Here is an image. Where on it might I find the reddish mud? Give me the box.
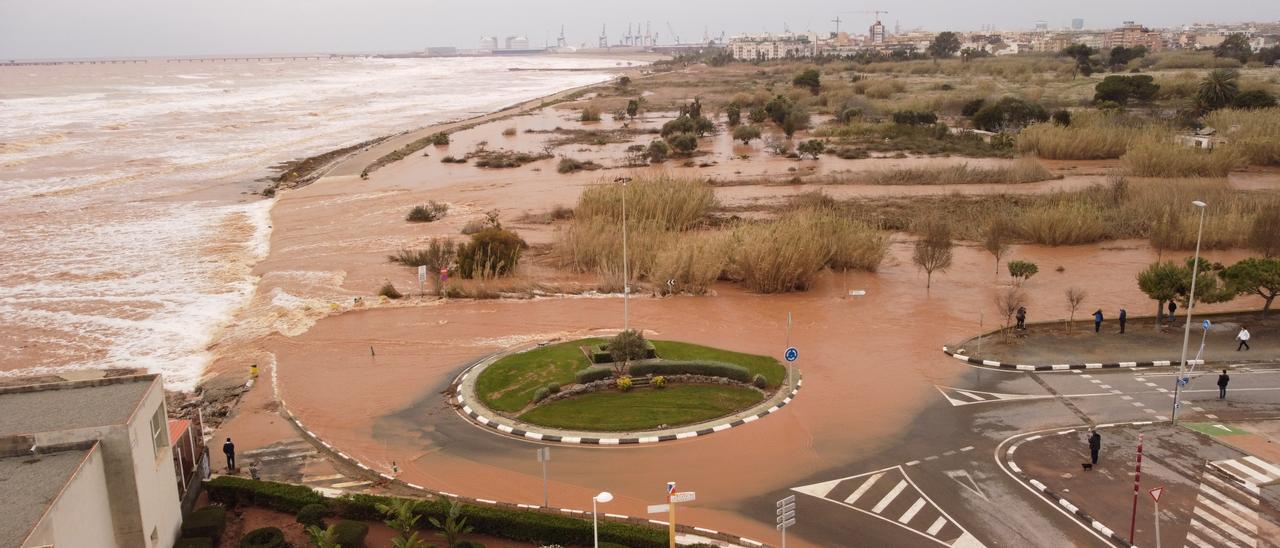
[208,99,1280,545]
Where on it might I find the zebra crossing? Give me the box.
[793,465,983,547]
[240,439,376,495]
[1183,457,1278,548]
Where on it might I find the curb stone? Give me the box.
[451,344,803,445]
[943,346,1203,372]
[997,421,1172,547]
[268,357,771,547]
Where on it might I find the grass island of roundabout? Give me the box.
[473,331,789,433]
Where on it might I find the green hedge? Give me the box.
[181,506,226,542]
[240,527,285,548]
[627,360,750,383]
[575,366,614,384]
[332,520,369,547]
[590,341,657,364]
[204,479,667,548]
[206,476,325,513]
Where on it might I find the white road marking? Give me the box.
[1218,459,1273,484]
[1185,532,1213,548]
[844,472,884,504]
[330,480,372,489]
[1191,514,1251,548]
[927,516,947,535]
[955,390,987,401]
[899,497,926,524]
[1243,456,1280,478]
[872,480,908,513]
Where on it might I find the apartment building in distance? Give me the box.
[1104,21,1166,51]
[0,375,182,548]
[729,32,817,60]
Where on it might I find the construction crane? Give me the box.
[598,24,608,48]
[831,16,843,34]
[665,21,679,45]
[842,9,890,22]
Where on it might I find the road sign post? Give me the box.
[1129,434,1144,543]
[418,265,427,296]
[666,482,676,548]
[776,494,796,548]
[536,447,550,507]
[1149,486,1164,548]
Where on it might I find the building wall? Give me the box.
[126,381,182,548]
[23,445,119,548]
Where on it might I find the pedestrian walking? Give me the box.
[249,460,261,480]
[1093,309,1104,334]
[1118,308,1127,334]
[1218,369,1230,399]
[1168,301,1177,324]
[1088,429,1102,466]
[223,437,236,472]
[1237,326,1251,351]
[1016,306,1027,330]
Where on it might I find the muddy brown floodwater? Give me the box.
[210,97,1278,546]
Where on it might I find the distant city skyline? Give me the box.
[1,0,1278,59]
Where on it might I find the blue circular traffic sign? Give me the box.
[784,347,798,362]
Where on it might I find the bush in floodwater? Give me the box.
[428,132,450,145]
[377,282,404,300]
[456,228,526,279]
[731,208,887,293]
[1121,138,1243,177]
[406,201,449,222]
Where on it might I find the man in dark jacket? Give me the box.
[1093,310,1104,333]
[1118,308,1127,334]
[1088,429,1101,465]
[1168,301,1177,325]
[223,437,236,471]
[1218,370,1230,399]
[1016,306,1027,330]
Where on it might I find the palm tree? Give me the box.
[429,497,474,548]
[1197,69,1240,111]
[377,498,426,548]
[304,524,340,548]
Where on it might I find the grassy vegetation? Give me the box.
[475,338,602,413]
[650,340,785,387]
[556,157,604,173]
[1205,108,1280,166]
[730,206,888,293]
[852,158,1056,185]
[812,122,1013,157]
[1121,138,1243,177]
[517,385,763,431]
[823,178,1276,248]
[575,175,717,231]
[1016,111,1160,160]
[471,149,553,169]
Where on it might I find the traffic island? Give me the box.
[454,335,801,445]
[999,421,1280,547]
[946,311,1278,372]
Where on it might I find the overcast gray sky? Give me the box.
[1,0,1277,59]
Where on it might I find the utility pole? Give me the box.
[536,447,550,507]
[1172,200,1207,424]
[617,177,631,332]
[831,16,842,34]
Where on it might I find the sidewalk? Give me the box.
[1005,421,1280,547]
[959,313,1280,368]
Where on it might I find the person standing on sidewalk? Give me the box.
[1237,326,1251,351]
[1016,306,1027,330]
[1093,309,1104,334]
[1088,429,1102,466]
[1118,308,1127,334]
[1218,370,1230,399]
[1168,301,1177,325]
[223,437,236,472]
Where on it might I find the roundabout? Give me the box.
[453,334,802,444]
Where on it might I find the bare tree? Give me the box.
[995,286,1027,342]
[982,218,1011,277]
[913,218,954,291]
[1065,287,1087,333]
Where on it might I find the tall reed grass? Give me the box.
[855,158,1055,185]
[1206,108,1280,166]
[1016,111,1160,160]
[1121,138,1244,177]
[574,175,717,231]
[729,207,887,293]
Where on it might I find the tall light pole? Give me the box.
[1172,200,1207,424]
[616,177,632,332]
[593,491,613,548]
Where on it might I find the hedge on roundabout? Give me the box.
[473,334,787,431]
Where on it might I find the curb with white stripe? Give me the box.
[944,346,1203,372]
[455,377,803,446]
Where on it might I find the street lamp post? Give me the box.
[617,177,631,332]
[593,491,613,548]
[1172,200,1207,425]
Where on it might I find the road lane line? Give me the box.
[871,480,908,513]
[955,390,987,401]
[1243,456,1280,478]
[1198,492,1256,535]
[898,497,926,524]
[926,516,947,536]
[844,472,884,504]
[1219,460,1272,483]
[1191,513,1251,547]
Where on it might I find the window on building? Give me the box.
[150,406,168,456]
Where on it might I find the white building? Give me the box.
[729,33,817,60]
[505,36,530,50]
[478,36,498,51]
[0,375,182,548]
